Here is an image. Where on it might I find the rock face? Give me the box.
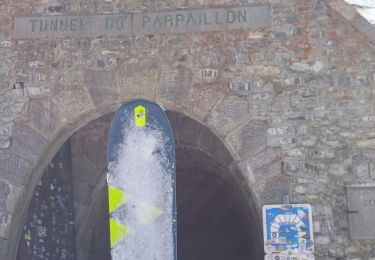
[0,0,375,259]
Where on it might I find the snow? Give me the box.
[108,113,174,260]
[345,0,375,24]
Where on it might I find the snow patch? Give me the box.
[345,0,375,24]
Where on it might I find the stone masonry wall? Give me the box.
[0,0,375,259]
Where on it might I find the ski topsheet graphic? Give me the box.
[107,100,177,260]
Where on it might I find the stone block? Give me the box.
[0,181,22,212]
[295,185,308,194]
[96,56,118,70]
[0,210,11,238]
[0,137,10,149]
[253,161,281,184]
[346,243,372,254]
[0,87,29,124]
[289,61,323,73]
[231,52,250,65]
[229,77,265,94]
[242,147,280,170]
[195,68,219,82]
[290,62,309,72]
[282,159,303,173]
[267,125,295,135]
[159,67,192,103]
[355,163,370,180]
[357,139,375,149]
[315,235,330,245]
[309,148,336,159]
[188,83,225,120]
[26,85,51,97]
[256,175,291,205]
[207,95,249,136]
[249,92,274,103]
[0,238,6,257]
[284,148,303,157]
[328,164,347,176]
[0,150,31,185]
[122,61,159,99]
[313,220,321,233]
[52,85,94,123]
[29,99,61,138]
[267,136,295,147]
[12,123,47,163]
[85,70,118,107]
[245,65,281,76]
[226,120,267,158]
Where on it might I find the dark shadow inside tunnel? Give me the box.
[176,146,260,260]
[17,111,263,260]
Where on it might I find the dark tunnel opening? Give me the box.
[176,146,258,260]
[17,111,263,260]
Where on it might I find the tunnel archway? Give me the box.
[17,110,263,260]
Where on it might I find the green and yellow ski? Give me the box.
[107,99,177,259]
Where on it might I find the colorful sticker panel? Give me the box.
[263,204,314,255]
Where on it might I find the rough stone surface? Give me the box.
[226,120,268,158]
[11,123,47,163]
[84,70,118,107]
[0,238,6,257]
[29,99,62,138]
[188,83,225,120]
[52,85,94,123]
[256,175,292,206]
[159,67,193,103]
[0,136,10,149]
[207,95,249,136]
[0,150,31,186]
[0,181,21,213]
[0,210,11,238]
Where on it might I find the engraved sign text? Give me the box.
[14,5,270,39]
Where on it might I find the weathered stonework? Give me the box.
[0,0,374,259]
[0,150,31,186]
[0,181,22,213]
[11,123,47,163]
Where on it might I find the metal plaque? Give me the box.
[347,185,375,239]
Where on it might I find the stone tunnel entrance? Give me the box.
[17,111,263,260]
